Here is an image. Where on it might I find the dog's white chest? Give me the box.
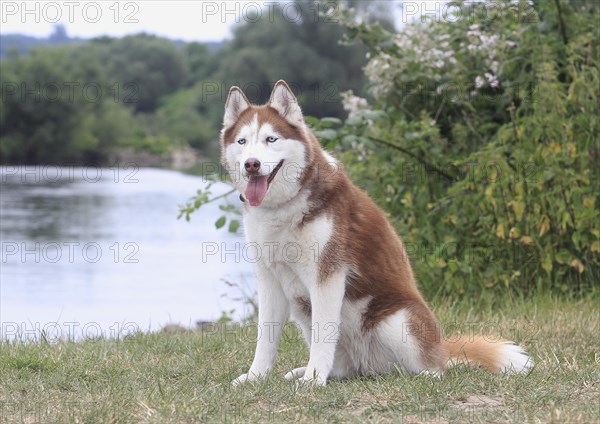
[243,204,333,280]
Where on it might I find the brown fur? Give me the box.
[296,296,312,317]
[221,106,314,171]
[443,335,507,372]
[221,82,521,374]
[223,99,448,369]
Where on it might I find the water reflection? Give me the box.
[0,166,255,340]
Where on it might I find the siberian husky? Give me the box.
[221,80,533,386]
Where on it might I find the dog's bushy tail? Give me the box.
[443,335,533,373]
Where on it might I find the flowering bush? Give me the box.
[313,0,599,298]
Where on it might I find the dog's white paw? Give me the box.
[231,372,259,386]
[297,373,327,387]
[284,367,307,381]
[419,369,444,378]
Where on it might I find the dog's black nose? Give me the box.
[244,158,261,173]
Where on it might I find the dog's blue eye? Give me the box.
[237,138,246,145]
[266,136,278,143]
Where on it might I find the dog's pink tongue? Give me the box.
[245,175,268,206]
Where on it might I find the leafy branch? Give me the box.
[177,181,241,233]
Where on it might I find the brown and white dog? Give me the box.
[221,80,533,386]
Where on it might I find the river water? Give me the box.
[0,166,255,341]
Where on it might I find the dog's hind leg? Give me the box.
[373,307,445,375]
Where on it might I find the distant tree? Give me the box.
[212,0,371,119]
[91,34,189,113]
[184,42,219,87]
[0,45,135,164]
[156,83,220,157]
[0,1,379,163]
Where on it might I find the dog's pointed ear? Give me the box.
[223,86,250,128]
[269,80,303,125]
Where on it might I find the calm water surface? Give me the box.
[0,166,255,340]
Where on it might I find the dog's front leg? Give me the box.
[232,266,289,386]
[299,270,346,386]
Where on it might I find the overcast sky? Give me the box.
[0,1,417,42]
[0,1,252,41]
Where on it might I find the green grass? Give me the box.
[1,295,598,423]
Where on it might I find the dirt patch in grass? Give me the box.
[450,394,502,411]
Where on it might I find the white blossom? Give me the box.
[341,90,369,118]
[363,3,518,100]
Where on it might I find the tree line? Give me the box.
[0,1,394,164]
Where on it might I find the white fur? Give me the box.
[322,150,337,166]
[328,304,439,379]
[224,114,307,209]
[233,190,433,385]
[374,310,429,374]
[497,342,534,374]
[236,208,343,386]
[226,82,531,388]
[227,83,436,387]
[223,87,250,128]
[270,82,304,126]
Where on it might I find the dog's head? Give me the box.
[220,80,318,208]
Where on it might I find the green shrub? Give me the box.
[313,0,599,298]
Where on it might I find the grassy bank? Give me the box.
[1,295,598,423]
